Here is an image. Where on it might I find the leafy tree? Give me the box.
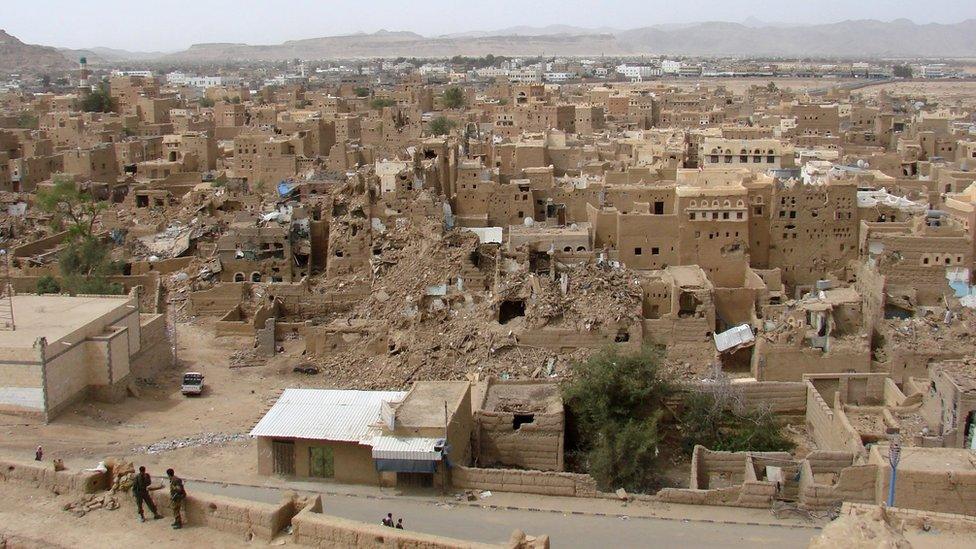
[16,112,37,129]
[562,347,676,491]
[35,275,61,294]
[36,178,121,295]
[370,98,396,109]
[36,178,104,240]
[353,86,370,98]
[427,116,456,136]
[199,96,215,108]
[81,83,114,113]
[766,81,778,92]
[442,86,465,109]
[677,387,795,454]
[893,65,913,78]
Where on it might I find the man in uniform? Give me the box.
[166,468,187,529]
[133,466,162,522]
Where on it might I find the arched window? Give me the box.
[251,272,262,282]
[234,272,245,282]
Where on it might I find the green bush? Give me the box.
[677,391,795,454]
[370,98,396,109]
[81,83,113,113]
[35,276,61,294]
[427,116,456,136]
[442,86,465,109]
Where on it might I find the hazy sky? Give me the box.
[5,0,976,51]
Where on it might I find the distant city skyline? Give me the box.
[4,0,976,52]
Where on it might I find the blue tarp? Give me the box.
[373,459,438,473]
[277,181,297,197]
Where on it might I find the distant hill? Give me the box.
[58,46,169,65]
[158,19,976,61]
[616,19,976,57]
[11,18,976,69]
[0,29,74,73]
[162,31,627,62]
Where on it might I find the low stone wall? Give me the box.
[140,490,297,542]
[0,459,108,494]
[843,502,976,534]
[798,451,877,510]
[805,382,865,455]
[189,283,248,316]
[657,482,777,508]
[292,496,544,549]
[452,465,597,497]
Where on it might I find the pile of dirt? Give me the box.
[809,505,911,549]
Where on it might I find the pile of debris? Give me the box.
[809,505,910,549]
[62,494,120,517]
[133,432,249,454]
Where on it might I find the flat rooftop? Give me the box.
[395,381,469,429]
[482,381,562,414]
[0,295,131,349]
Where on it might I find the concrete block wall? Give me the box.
[140,490,296,542]
[292,496,512,549]
[0,459,107,494]
[452,465,597,497]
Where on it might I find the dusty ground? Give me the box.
[0,318,327,466]
[856,81,976,107]
[0,482,279,548]
[655,77,858,94]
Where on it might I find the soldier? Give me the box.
[133,466,163,522]
[166,468,187,529]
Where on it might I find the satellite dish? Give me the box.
[523,217,534,226]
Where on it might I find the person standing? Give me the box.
[34,446,42,461]
[133,466,163,522]
[166,468,187,529]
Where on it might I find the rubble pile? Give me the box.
[62,494,121,517]
[134,432,249,454]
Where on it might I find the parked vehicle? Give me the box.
[181,372,205,396]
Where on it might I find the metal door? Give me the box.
[309,446,334,478]
[272,440,295,476]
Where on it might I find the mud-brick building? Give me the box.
[473,379,565,471]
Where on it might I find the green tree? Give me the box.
[766,81,778,92]
[16,112,38,129]
[562,347,676,491]
[427,116,456,136]
[893,65,913,78]
[442,86,465,109]
[81,83,114,113]
[370,98,396,109]
[199,96,215,108]
[35,275,61,294]
[36,178,104,240]
[36,178,121,295]
[353,86,370,98]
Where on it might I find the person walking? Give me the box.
[34,446,42,461]
[133,466,163,522]
[166,468,187,529]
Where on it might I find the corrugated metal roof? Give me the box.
[249,389,406,442]
[713,324,755,353]
[370,436,444,461]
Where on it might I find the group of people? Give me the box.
[381,513,404,529]
[131,466,187,529]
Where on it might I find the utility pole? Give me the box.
[887,437,901,507]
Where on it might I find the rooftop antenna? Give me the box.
[0,250,15,330]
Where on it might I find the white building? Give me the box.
[615,64,661,82]
[661,60,682,75]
